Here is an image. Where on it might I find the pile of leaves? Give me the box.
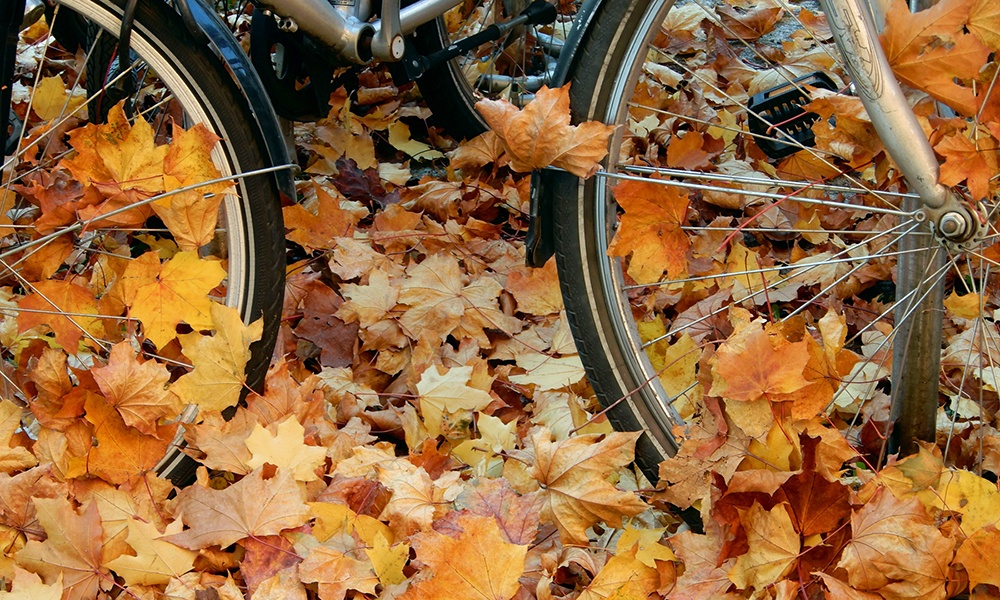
[3,1,1000,600]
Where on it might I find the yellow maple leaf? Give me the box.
[105,518,196,586]
[365,532,409,588]
[415,365,493,438]
[0,401,37,473]
[129,251,226,349]
[170,303,263,413]
[727,502,800,591]
[245,416,327,482]
[578,545,660,600]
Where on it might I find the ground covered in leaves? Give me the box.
[6,2,1000,599]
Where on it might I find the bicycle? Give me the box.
[0,0,568,482]
[531,0,1000,478]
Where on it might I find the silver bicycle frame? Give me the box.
[820,0,956,454]
[251,0,464,63]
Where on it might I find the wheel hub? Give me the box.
[928,203,988,253]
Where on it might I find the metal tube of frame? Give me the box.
[818,0,950,209]
[397,0,464,34]
[252,0,374,63]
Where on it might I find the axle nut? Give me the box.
[939,211,968,239]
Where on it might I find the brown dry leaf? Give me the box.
[837,488,954,598]
[449,130,507,171]
[90,342,182,436]
[669,530,737,600]
[298,546,379,600]
[401,513,527,600]
[727,502,800,591]
[455,477,541,545]
[398,253,518,345]
[15,498,108,600]
[607,178,691,284]
[578,545,659,600]
[476,84,614,177]
[530,429,649,544]
[165,468,310,550]
[182,409,255,473]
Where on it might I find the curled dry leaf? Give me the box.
[476,84,614,178]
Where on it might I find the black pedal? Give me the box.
[747,71,837,159]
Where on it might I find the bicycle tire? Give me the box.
[410,0,574,141]
[552,0,998,479]
[9,0,284,484]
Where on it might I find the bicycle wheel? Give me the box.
[5,0,284,483]
[552,0,1000,477]
[410,0,576,140]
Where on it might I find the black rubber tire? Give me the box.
[51,0,285,483]
[550,0,676,481]
[409,14,490,141]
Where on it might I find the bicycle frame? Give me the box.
[817,0,970,454]
[248,0,464,63]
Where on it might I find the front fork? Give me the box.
[819,0,969,454]
[1,0,26,157]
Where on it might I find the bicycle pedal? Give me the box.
[747,71,837,160]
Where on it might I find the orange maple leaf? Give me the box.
[476,84,615,177]
[712,327,812,402]
[401,513,527,600]
[83,395,176,485]
[90,342,182,436]
[17,280,102,353]
[606,177,691,284]
[935,129,999,200]
[881,0,992,116]
[283,185,363,252]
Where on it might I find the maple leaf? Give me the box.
[83,394,176,485]
[105,518,196,586]
[935,128,998,200]
[837,488,954,598]
[476,84,615,177]
[366,533,409,588]
[712,326,812,402]
[401,513,527,600]
[415,365,493,438]
[90,342,182,436]
[283,185,363,252]
[727,502,800,591]
[15,498,108,600]
[181,409,255,473]
[969,0,1000,50]
[298,546,379,600]
[0,401,37,473]
[530,429,649,545]
[170,303,263,413]
[129,251,226,349]
[17,280,102,352]
[881,0,992,116]
[605,178,690,284]
[240,535,302,597]
[61,103,166,227]
[954,525,1000,589]
[153,123,230,251]
[454,478,541,545]
[578,545,659,600]
[165,468,310,550]
[0,465,62,540]
[669,530,738,600]
[245,416,327,481]
[398,253,519,345]
[377,465,439,536]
